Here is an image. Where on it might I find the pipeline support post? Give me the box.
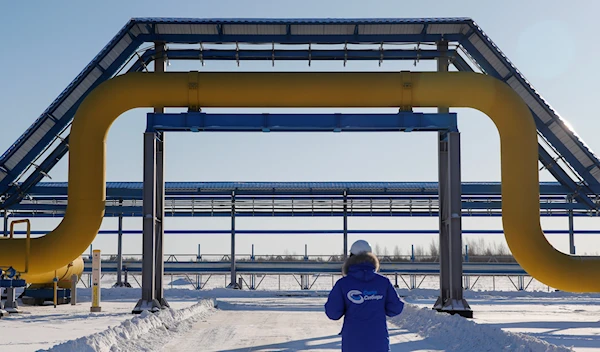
[114,200,126,287]
[2,210,7,237]
[343,191,348,259]
[228,191,240,289]
[91,250,102,312]
[71,274,78,305]
[133,132,161,313]
[433,40,471,318]
[251,244,256,290]
[568,195,575,255]
[154,42,168,308]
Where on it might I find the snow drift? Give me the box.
[44,300,215,352]
[392,304,573,352]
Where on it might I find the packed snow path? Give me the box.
[161,297,441,352]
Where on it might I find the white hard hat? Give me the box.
[350,240,372,255]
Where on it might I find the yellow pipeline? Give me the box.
[0,71,597,291]
[23,257,84,289]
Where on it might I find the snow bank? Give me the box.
[44,300,215,352]
[392,304,574,352]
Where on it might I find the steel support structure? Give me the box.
[568,195,576,254]
[2,211,7,237]
[3,288,21,313]
[343,191,348,259]
[133,43,169,312]
[115,208,124,287]
[132,132,162,313]
[433,41,471,318]
[227,192,241,289]
[154,42,168,307]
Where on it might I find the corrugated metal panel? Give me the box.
[549,122,594,168]
[506,77,553,123]
[53,67,102,119]
[156,23,219,35]
[427,23,469,34]
[591,166,600,179]
[291,24,355,35]
[4,118,56,170]
[190,24,218,35]
[134,18,473,25]
[468,33,510,78]
[224,24,286,35]
[130,24,150,37]
[358,24,423,35]
[99,35,132,70]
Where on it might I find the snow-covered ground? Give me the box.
[1,277,599,351]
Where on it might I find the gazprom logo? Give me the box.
[347,290,384,304]
[347,290,364,304]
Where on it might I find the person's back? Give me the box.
[324,240,404,352]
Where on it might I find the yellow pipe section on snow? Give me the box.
[0,71,597,291]
[22,257,84,288]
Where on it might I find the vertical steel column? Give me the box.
[228,191,240,288]
[153,42,168,308]
[132,132,161,313]
[343,191,348,259]
[3,210,7,237]
[433,40,471,318]
[251,244,255,290]
[410,244,416,289]
[436,40,451,309]
[568,195,575,255]
[116,201,124,287]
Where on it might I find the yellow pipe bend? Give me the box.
[0,71,597,292]
[22,257,84,288]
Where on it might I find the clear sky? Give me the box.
[1,0,599,259]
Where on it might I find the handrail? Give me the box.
[3,219,31,274]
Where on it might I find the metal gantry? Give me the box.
[1,18,599,210]
[1,18,599,316]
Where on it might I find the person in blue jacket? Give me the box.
[325,239,404,352]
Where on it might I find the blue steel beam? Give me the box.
[7,212,591,218]
[0,27,143,194]
[8,201,588,212]
[24,181,575,197]
[83,261,527,276]
[130,48,461,72]
[138,34,465,45]
[1,137,70,209]
[12,229,600,235]
[537,145,597,209]
[4,17,599,211]
[146,112,458,133]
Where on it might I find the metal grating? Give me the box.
[357,24,423,35]
[467,33,510,78]
[99,35,133,70]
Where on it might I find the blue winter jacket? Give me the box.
[324,253,404,352]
